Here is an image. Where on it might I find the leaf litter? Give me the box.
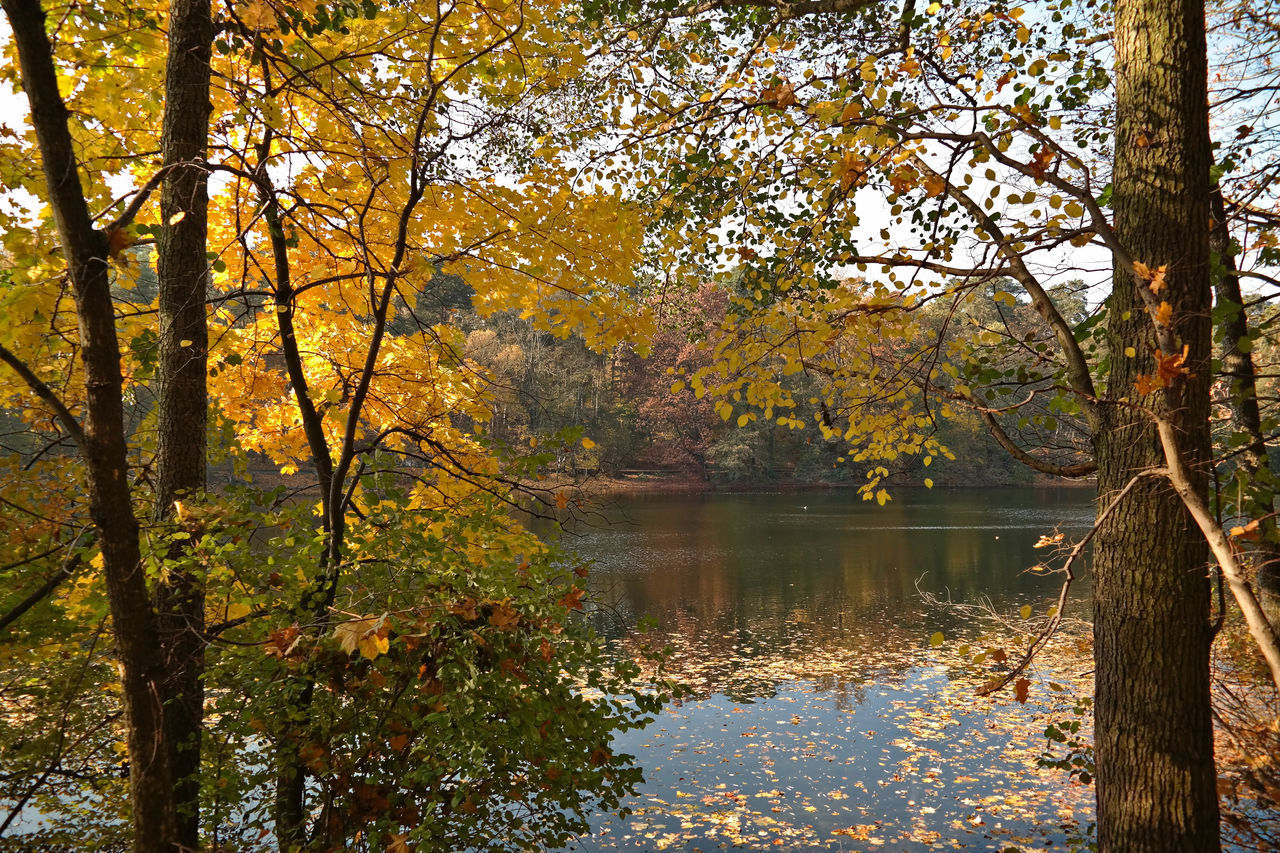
[564,619,1095,851]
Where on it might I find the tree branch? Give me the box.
[977,409,1097,478]
[0,342,87,454]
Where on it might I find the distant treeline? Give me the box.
[429,273,1049,489]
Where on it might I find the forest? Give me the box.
[1,0,1279,850]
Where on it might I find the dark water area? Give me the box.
[556,488,1100,852]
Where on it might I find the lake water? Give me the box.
[557,487,1100,852]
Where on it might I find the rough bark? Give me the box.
[1211,183,1280,625]
[0,0,178,848]
[153,0,214,846]
[1092,0,1220,849]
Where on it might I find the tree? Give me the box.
[0,0,182,845]
[584,0,1279,847]
[0,0,667,848]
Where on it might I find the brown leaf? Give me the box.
[1014,677,1031,703]
[761,80,798,108]
[1029,147,1054,179]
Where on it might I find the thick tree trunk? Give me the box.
[1093,0,1220,849]
[153,0,213,846]
[0,0,178,848]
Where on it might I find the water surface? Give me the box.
[560,488,1098,851]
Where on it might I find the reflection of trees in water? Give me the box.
[621,604,937,702]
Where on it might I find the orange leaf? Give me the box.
[1148,264,1168,293]
[1029,147,1054,179]
[1153,301,1173,326]
[761,80,798,108]
[888,165,918,195]
[1155,344,1190,384]
[1132,260,1152,280]
[1230,519,1262,541]
[558,586,586,611]
[1134,372,1164,395]
[1014,677,1031,703]
[923,173,947,198]
[554,492,569,509]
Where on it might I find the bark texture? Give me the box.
[0,0,178,848]
[153,0,214,846]
[1093,0,1220,849]
[1211,184,1280,625]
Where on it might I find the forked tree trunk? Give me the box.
[0,0,178,848]
[1093,0,1220,849]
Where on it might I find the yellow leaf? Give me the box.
[333,615,388,660]
[357,631,388,661]
[1124,346,1137,358]
[168,211,186,225]
[1019,604,1032,619]
[581,437,596,450]
[929,631,944,647]
[1153,301,1173,326]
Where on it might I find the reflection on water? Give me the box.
[555,488,1098,851]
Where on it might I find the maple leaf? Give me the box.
[264,624,303,659]
[239,0,278,30]
[760,80,798,108]
[888,165,918,195]
[1148,264,1168,293]
[1029,147,1054,179]
[922,173,947,198]
[448,597,479,621]
[1134,372,1164,395]
[558,585,586,611]
[1154,345,1190,384]
[333,614,390,660]
[1014,677,1031,703]
[489,600,520,631]
[1153,301,1173,326]
[555,491,569,509]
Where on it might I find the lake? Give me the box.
[557,487,1100,852]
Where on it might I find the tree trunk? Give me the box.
[153,0,214,846]
[0,0,178,848]
[1211,182,1280,626]
[1092,0,1220,849]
